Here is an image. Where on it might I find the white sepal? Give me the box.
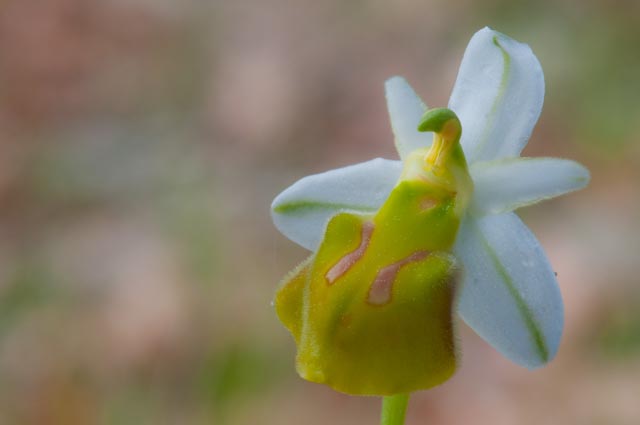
[449,27,545,163]
[454,212,563,369]
[271,158,401,250]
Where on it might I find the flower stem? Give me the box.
[380,394,410,425]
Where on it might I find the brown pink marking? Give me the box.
[325,221,374,285]
[367,250,429,305]
[420,196,438,211]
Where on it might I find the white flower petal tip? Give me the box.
[271,158,402,251]
[449,27,545,163]
[470,157,590,216]
[384,76,432,159]
[455,213,563,369]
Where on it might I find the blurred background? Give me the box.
[0,0,639,423]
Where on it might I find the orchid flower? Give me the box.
[271,27,589,408]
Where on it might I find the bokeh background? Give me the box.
[0,0,639,424]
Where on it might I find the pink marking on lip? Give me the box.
[420,196,438,211]
[367,250,429,305]
[325,221,374,285]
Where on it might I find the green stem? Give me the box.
[380,394,410,425]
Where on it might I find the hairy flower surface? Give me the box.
[271,27,589,395]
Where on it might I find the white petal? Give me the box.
[385,76,432,159]
[448,27,545,163]
[470,157,590,216]
[454,212,563,368]
[271,158,402,251]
